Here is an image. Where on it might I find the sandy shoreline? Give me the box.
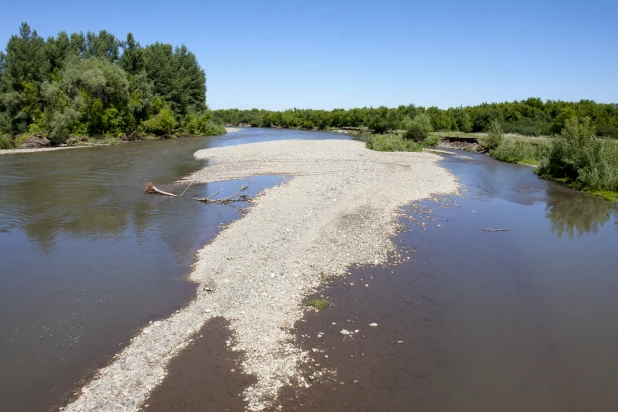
[63,139,458,411]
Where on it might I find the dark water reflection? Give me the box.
[443,152,618,238]
[0,128,346,411]
[279,150,618,412]
[408,152,618,411]
[545,187,618,238]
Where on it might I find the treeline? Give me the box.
[0,23,224,147]
[214,98,618,138]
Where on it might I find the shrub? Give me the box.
[539,117,618,191]
[0,134,13,149]
[184,112,226,136]
[45,107,80,144]
[404,113,432,142]
[490,138,549,165]
[366,134,422,152]
[480,120,504,150]
[423,134,441,147]
[142,107,177,136]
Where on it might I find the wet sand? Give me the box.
[144,318,256,412]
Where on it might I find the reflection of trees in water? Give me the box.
[0,138,217,255]
[4,164,132,253]
[545,188,618,239]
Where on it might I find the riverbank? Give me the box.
[0,128,239,156]
[63,139,457,411]
[435,132,618,202]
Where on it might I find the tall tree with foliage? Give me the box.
[0,23,223,146]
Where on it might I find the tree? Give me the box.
[1,23,47,91]
[404,113,432,142]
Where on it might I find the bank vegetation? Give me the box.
[0,23,224,149]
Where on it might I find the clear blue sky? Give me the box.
[2,0,617,110]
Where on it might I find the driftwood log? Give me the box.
[145,179,253,204]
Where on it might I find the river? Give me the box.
[0,128,346,411]
[1,131,617,411]
[275,149,618,412]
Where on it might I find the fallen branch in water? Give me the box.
[145,179,254,204]
[145,182,177,197]
[178,181,196,197]
[193,178,255,204]
[482,228,510,232]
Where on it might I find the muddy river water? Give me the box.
[1,129,618,411]
[0,129,343,411]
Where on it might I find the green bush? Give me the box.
[539,117,618,191]
[142,107,177,136]
[424,134,441,146]
[404,113,432,142]
[184,113,226,136]
[0,134,13,149]
[200,121,226,136]
[490,138,549,165]
[366,134,422,152]
[480,120,504,150]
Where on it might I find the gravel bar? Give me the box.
[63,139,458,411]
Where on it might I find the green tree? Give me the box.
[404,113,433,142]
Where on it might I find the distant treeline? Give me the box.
[214,98,618,138]
[0,23,223,147]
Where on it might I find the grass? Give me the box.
[431,130,552,141]
[365,132,445,152]
[306,299,329,311]
[489,137,550,166]
[366,134,423,152]
[430,130,480,140]
[587,190,618,202]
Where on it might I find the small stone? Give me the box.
[397,341,403,344]
[340,329,350,335]
[369,323,378,327]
